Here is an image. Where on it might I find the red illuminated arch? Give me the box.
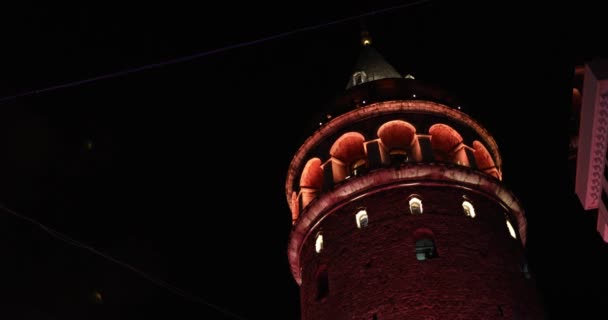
[377,120,422,162]
[472,140,501,180]
[329,132,366,165]
[299,158,324,210]
[429,123,469,166]
[413,227,435,240]
[300,158,323,189]
[377,120,417,150]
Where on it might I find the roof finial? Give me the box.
[360,20,371,46]
[361,30,372,46]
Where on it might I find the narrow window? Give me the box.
[415,238,437,260]
[351,159,368,177]
[409,196,423,215]
[316,265,329,301]
[355,209,369,229]
[521,262,531,279]
[414,228,437,261]
[462,200,476,218]
[353,71,367,85]
[506,219,517,239]
[315,232,324,253]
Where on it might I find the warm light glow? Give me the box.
[362,39,371,46]
[315,233,324,253]
[506,220,517,239]
[92,290,103,304]
[355,209,368,228]
[405,74,415,79]
[462,200,475,218]
[409,197,423,214]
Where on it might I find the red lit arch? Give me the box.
[429,123,469,166]
[377,120,417,150]
[329,132,366,165]
[300,158,323,189]
[377,120,422,162]
[472,140,501,180]
[299,158,324,210]
[413,227,435,240]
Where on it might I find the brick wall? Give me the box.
[298,185,544,320]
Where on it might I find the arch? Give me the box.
[300,158,323,188]
[429,123,469,166]
[355,208,369,228]
[462,200,476,218]
[352,71,367,86]
[330,132,367,180]
[299,158,324,209]
[408,195,423,215]
[377,120,422,163]
[472,140,501,180]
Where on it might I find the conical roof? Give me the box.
[345,45,402,89]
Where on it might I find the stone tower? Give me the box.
[285,33,544,319]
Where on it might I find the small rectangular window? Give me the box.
[316,266,329,301]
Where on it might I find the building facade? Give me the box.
[285,35,544,319]
[574,59,608,242]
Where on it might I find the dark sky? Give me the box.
[0,1,607,319]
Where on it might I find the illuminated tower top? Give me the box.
[345,31,401,89]
[284,33,542,319]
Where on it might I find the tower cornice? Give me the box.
[288,163,526,284]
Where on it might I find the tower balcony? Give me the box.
[286,99,504,226]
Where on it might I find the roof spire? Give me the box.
[345,26,402,90]
[360,20,372,46]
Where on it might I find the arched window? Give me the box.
[355,209,369,229]
[414,228,437,261]
[462,200,476,218]
[315,232,324,253]
[409,196,423,215]
[352,71,367,86]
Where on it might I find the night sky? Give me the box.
[1,2,607,319]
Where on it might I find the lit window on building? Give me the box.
[351,159,368,177]
[355,209,369,229]
[462,200,476,218]
[414,228,436,261]
[415,238,437,261]
[353,71,367,85]
[315,232,324,253]
[506,219,517,239]
[409,196,423,215]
